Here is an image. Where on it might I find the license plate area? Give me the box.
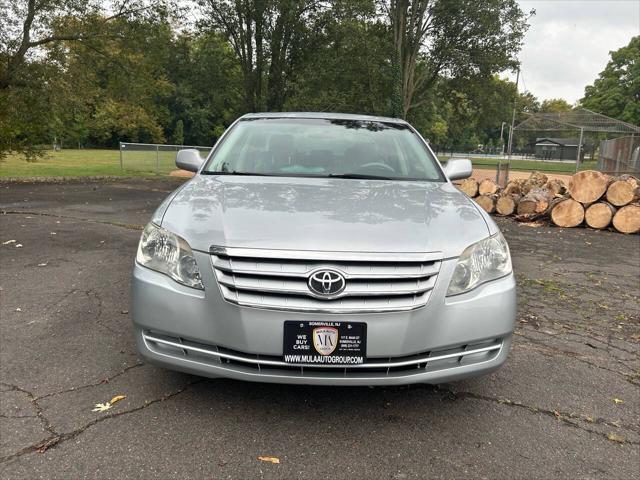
[283,321,367,365]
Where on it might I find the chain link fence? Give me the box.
[119,142,212,174]
[597,136,640,175]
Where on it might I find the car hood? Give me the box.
[160,175,490,258]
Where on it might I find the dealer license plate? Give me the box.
[283,321,367,365]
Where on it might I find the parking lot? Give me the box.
[1,178,638,479]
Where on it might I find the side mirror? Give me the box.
[443,158,472,181]
[176,149,204,173]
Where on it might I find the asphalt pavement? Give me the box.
[0,178,638,479]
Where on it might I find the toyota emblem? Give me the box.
[308,269,346,298]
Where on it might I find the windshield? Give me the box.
[203,118,444,181]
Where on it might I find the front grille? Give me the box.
[143,331,503,377]
[210,246,442,313]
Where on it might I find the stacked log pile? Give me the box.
[457,170,639,234]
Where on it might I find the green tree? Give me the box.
[198,0,321,112]
[539,98,572,113]
[581,36,639,125]
[0,0,169,158]
[172,120,185,145]
[385,0,530,118]
[286,0,393,114]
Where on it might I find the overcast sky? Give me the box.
[505,0,639,104]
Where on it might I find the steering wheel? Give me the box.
[355,162,396,175]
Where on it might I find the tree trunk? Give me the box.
[612,204,640,234]
[478,178,498,195]
[605,176,639,206]
[475,194,497,213]
[550,198,585,227]
[496,194,521,216]
[568,170,609,204]
[584,202,617,229]
[457,178,478,197]
[517,188,553,215]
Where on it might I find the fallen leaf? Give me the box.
[258,456,280,464]
[607,433,625,444]
[109,395,126,404]
[92,394,126,412]
[92,402,112,412]
[2,239,16,245]
[584,416,594,423]
[613,398,624,405]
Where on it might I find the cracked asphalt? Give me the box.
[1,178,638,479]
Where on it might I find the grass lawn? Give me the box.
[1,148,597,178]
[452,156,597,174]
[0,149,179,178]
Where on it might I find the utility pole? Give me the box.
[506,68,520,160]
[499,122,506,156]
[497,68,519,185]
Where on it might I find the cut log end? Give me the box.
[475,194,497,213]
[517,187,552,215]
[458,178,479,197]
[612,204,640,234]
[478,179,498,196]
[496,195,519,216]
[568,170,609,204]
[584,202,616,229]
[550,199,585,228]
[606,180,638,206]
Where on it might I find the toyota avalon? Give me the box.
[130,112,516,385]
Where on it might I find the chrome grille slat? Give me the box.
[211,246,442,313]
[215,270,437,297]
[212,256,441,279]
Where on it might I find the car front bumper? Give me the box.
[130,253,516,386]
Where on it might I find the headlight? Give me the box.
[136,223,204,290]
[446,232,511,296]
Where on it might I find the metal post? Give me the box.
[119,142,123,170]
[498,68,519,186]
[499,121,506,156]
[156,145,160,172]
[575,127,584,173]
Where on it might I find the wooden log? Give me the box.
[495,194,521,216]
[550,199,585,227]
[478,178,499,195]
[568,170,609,204]
[475,194,497,213]
[503,179,525,196]
[545,179,566,197]
[612,204,640,234]
[517,187,553,215]
[458,177,479,197]
[606,177,639,206]
[528,171,548,187]
[584,202,617,229]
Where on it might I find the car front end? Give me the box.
[130,113,516,386]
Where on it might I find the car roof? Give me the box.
[240,112,408,124]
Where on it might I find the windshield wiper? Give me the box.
[328,173,394,180]
[202,171,277,176]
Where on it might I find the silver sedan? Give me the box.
[130,112,516,385]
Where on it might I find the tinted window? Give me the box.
[203,118,444,181]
